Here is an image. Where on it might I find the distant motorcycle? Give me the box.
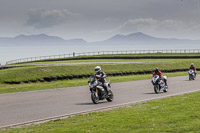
[188,69,195,80]
[152,75,168,93]
[88,75,113,104]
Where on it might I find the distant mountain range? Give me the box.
[0,32,199,46]
[97,32,200,45]
[0,34,87,46]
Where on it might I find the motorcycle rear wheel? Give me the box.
[106,90,113,102]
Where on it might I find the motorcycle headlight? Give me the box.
[90,82,98,88]
[89,84,93,88]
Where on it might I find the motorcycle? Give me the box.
[188,69,195,80]
[152,75,168,93]
[88,75,113,104]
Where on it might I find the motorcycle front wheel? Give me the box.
[91,92,99,104]
[154,85,160,94]
[189,75,192,80]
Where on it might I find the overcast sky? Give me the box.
[1,0,200,41]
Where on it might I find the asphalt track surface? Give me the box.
[0,75,199,129]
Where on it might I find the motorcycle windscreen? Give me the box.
[152,75,159,83]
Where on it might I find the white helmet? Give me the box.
[191,63,194,66]
[95,66,101,73]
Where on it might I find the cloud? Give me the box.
[99,18,189,36]
[116,18,188,34]
[95,17,200,40]
[26,9,79,29]
[117,18,158,33]
[156,19,185,32]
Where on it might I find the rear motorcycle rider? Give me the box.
[94,66,110,94]
[152,67,168,87]
[189,63,197,77]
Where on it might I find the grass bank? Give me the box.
[1,59,199,83]
[2,85,200,132]
[9,53,200,65]
[0,72,187,94]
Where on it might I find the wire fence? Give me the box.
[6,49,200,65]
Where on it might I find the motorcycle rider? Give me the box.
[189,63,197,77]
[152,67,168,86]
[94,66,109,94]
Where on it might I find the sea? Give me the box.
[1,44,200,65]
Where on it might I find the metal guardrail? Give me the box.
[6,49,200,65]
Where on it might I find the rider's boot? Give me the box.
[164,79,168,87]
[103,84,110,96]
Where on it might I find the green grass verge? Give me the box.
[89,53,200,57]
[8,59,164,65]
[1,59,199,83]
[9,58,198,65]
[2,84,200,133]
[9,53,200,65]
[0,72,187,94]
